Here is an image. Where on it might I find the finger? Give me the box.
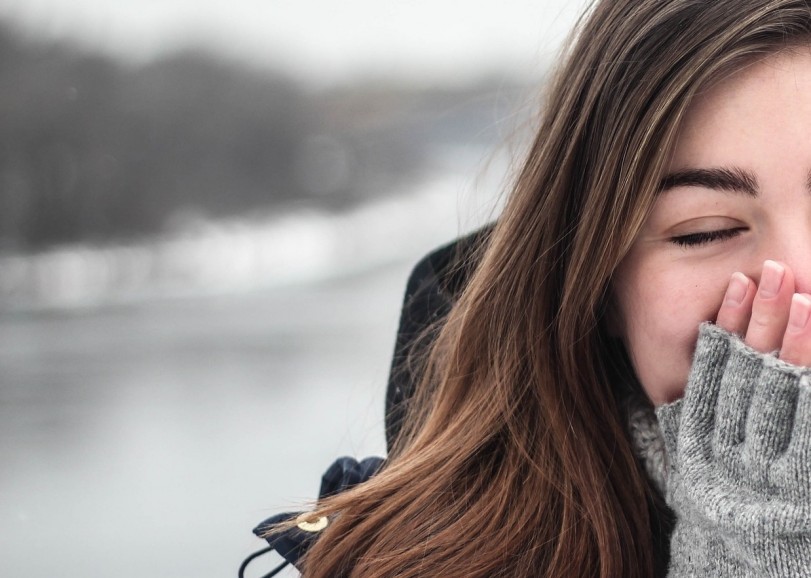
[715,272,755,336]
[779,293,811,367]
[745,260,794,353]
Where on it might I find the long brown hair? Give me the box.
[293,1,811,576]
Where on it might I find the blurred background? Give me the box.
[0,1,586,576]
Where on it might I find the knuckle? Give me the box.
[749,313,776,330]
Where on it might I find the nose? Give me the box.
[752,229,811,294]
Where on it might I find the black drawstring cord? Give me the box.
[238,546,290,578]
[245,458,384,576]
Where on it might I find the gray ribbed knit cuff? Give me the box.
[656,323,811,577]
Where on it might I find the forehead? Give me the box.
[670,47,811,171]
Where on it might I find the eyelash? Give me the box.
[670,227,746,247]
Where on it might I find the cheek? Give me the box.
[617,267,727,405]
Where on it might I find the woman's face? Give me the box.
[613,48,811,405]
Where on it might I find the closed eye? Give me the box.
[669,227,746,247]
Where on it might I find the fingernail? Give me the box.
[759,260,785,298]
[724,272,749,306]
[789,293,811,331]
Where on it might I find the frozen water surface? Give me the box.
[0,168,500,577]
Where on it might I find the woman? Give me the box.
[264,0,811,575]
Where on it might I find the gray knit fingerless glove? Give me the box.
[656,323,811,577]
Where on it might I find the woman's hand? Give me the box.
[658,296,811,576]
[715,260,811,366]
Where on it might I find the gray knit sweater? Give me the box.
[631,323,811,576]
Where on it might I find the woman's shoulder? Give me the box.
[385,224,494,449]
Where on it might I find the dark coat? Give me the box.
[384,226,493,450]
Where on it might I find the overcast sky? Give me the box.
[0,0,589,87]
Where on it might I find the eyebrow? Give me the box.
[658,167,759,197]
